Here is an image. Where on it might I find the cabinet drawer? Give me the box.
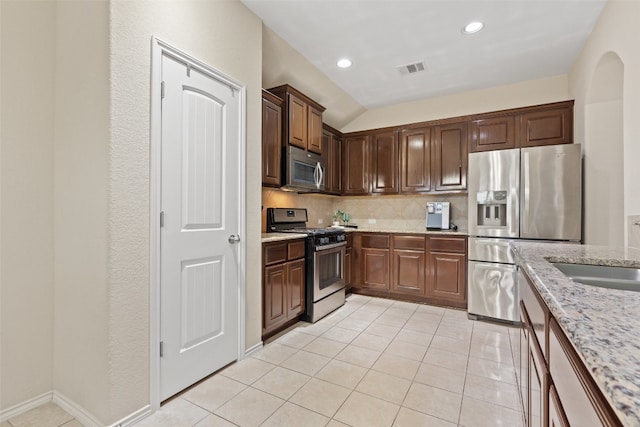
[429,236,466,253]
[549,319,618,426]
[288,240,306,260]
[362,234,390,249]
[264,243,287,265]
[393,235,425,250]
[520,269,548,361]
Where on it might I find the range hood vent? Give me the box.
[397,61,426,75]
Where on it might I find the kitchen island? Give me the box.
[512,241,640,426]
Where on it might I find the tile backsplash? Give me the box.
[262,188,468,232]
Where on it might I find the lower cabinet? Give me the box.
[344,234,353,291]
[351,232,466,308]
[518,268,623,427]
[426,236,466,307]
[262,239,305,339]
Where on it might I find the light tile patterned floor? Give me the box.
[6,294,524,427]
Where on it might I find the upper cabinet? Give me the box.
[268,85,326,155]
[400,127,431,193]
[370,130,399,194]
[322,125,343,194]
[343,134,370,195]
[518,103,573,147]
[469,101,574,153]
[469,116,516,152]
[261,90,283,187]
[432,122,468,192]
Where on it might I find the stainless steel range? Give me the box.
[267,208,346,322]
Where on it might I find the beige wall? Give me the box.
[1,0,263,424]
[53,1,111,421]
[569,0,640,249]
[341,75,570,133]
[0,0,56,410]
[108,0,262,423]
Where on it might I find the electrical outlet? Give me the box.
[317,218,323,224]
[368,219,376,224]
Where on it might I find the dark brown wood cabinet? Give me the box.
[343,134,370,195]
[344,233,353,291]
[262,239,306,338]
[350,232,466,308]
[322,125,342,194]
[391,235,426,296]
[261,90,283,187]
[268,85,326,155]
[519,104,573,148]
[360,234,391,290]
[400,127,431,193]
[426,236,467,307]
[469,116,516,152]
[517,268,623,427]
[370,130,399,194]
[469,101,574,153]
[432,122,467,192]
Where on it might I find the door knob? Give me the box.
[228,234,241,243]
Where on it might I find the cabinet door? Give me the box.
[528,334,547,427]
[371,130,399,194]
[549,385,569,427]
[287,259,305,317]
[263,264,287,332]
[519,106,572,147]
[323,130,342,194]
[392,249,425,295]
[308,106,323,154]
[262,94,282,186]
[400,127,431,193]
[362,248,390,290]
[427,251,466,303]
[343,135,370,194]
[469,116,516,152]
[345,247,352,290]
[432,122,467,191]
[288,94,307,149]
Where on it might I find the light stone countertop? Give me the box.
[511,241,640,426]
[262,228,467,243]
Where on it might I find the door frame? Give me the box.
[149,37,247,410]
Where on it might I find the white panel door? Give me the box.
[160,53,240,400]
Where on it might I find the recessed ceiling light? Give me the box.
[337,58,352,68]
[462,21,484,34]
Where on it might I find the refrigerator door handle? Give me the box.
[522,151,529,235]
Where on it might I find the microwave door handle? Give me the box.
[318,163,324,188]
[314,162,323,189]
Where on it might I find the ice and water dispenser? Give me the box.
[475,191,507,228]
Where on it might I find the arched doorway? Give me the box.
[583,52,624,246]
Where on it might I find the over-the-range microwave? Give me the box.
[283,145,325,192]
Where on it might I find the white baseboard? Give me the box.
[1,390,151,427]
[243,341,263,358]
[0,391,53,423]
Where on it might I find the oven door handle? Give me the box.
[315,241,347,252]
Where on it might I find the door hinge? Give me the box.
[161,81,165,99]
[160,211,165,227]
[160,341,164,357]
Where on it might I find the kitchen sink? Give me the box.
[552,262,640,292]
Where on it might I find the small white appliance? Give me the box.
[426,202,450,230]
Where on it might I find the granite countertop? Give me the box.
[511,242,640,426]
[262,228,467,242]
[261,232,307,243]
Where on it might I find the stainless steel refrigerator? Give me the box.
[467,144,582,322]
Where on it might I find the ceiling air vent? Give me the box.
[397,61,426,76]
